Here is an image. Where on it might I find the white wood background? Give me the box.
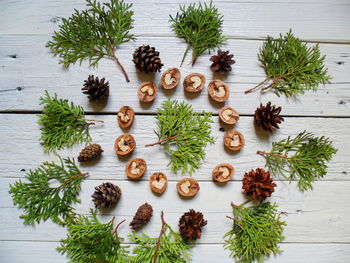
[1,0,350,262]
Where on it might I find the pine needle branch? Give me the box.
[258,131,337,191]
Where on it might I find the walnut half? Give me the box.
[223,130,245,151]
[114,134,136,156]
[219,106,239,125]
[138,82,157,102]
[126,158,147,179]
[208,80,229,102]
[161,68,181,89]
[212,163,234,183]
[176,178,200,198]
[183,73,205,93]
[149,172,168,195]
[117,106,135,129]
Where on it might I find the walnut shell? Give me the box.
[176,178,200,198]
[117,106,135,129]
[183,73,205,93]
[161,68,181,89]
[149,172,168,195]
[126,158,147,179]
[219,106,239,125]
[114,134,136,156]
[138,82,157,102]
[223,130,245,151]
[212,163,234,183]
[208,80,229,102]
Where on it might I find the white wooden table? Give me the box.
[1,0,350,262]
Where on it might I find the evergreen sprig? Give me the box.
[46,0,135,82]
[224,201,286,263]
[145,99,214,174]
[258,131,337,191]
[38,91,100,152]
[170,1,226,66]
[57,210,129,263]
[9,158,87,226]
[129,212,194,263]
[245,30,331,97]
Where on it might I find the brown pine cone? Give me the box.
[132,45,163,73]
[254,102,284,132]
[210,50,235,74]
[242,168,276,201]
[91,182,121,209]
[129,203,153,230]
[179,209,207,241]
[78,144,103,162]
[82,75,109,102]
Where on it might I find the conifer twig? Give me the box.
[257,150,291,160]
[145,134,181,147]
[153,211,166,263]
[113,219,126,235]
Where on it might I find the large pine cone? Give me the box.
[92,182,121,209]
[242,168,276,201]
[82,75,109,102]
[129,203,153,230]
[210,50,235,74]
[254,102,284,132]
[78,144,103,162]
[179,209,207,241]
[132,45,163,73]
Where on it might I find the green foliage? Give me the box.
[9,158,86,226]
[246,30,330,97]
[148,98,214,174]
[258,131,337,191]
[57,210,129,263]
[38,91,92,152]
[46,0,135,82]
[224,201,286,263]
[170,1,226,66]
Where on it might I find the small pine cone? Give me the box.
[254,102,284,132]
[78,144,103,162]
[82,75,109,102]
[210,50,235,74]
[242,168,276,201]
[132,45,163,73]
[179,209,207,241]
[129,203,153,230]
[92,182,121,209]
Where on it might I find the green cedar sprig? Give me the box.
[257,131,337,191]
[245,30,331,97]
[9,157,87,226]
[224,201,286,263]
[38,91,101,152]
[129,211,194,263]
[170,1,227,66]
[145,98,214,174]
[46,0,135,82]
[57,210,129,263]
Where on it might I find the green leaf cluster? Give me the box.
[46,0,135,82]
[170,1,226,66]
[9,158,86,226]
[150,98,214,174]
[224,201,286,263]
[57,210,129,263]
[246,30,331,97]
[38,91,91,152]
[258,131,337,191]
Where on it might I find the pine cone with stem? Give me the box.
[242,168,276,201]
[78,144,103,162]
[210,50,235,74]
[129,203,153,230]
[132,45,163,73]
[82,75,109,102]
[179,209,207,241]
[254,102,284,132]
[92,182,121,209]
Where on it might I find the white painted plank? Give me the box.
[1,36,350,115]
[1,0,350,42]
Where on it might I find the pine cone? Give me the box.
[82,75,109,102]
[92,182,121,209]
[129,203,153,230]
[78,144,103,162]
[132,45,163,73]
[254,102,284,132]
[210,50,235,74]
[242,168,276,201]
[179,209,207,241]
